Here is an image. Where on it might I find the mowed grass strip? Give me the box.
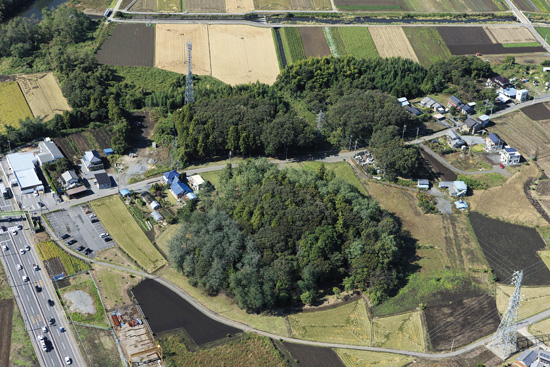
[281,27,306,64]
[0,82,33,131]
[502,41,542,47]
[404,27,451,67]
[536,27,550,41]
[91,195,167,272]
[336,27,379,59]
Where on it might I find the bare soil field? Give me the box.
[469,211,550,285]
[437,26,545,55]
[132,279,240,345]
[0,299,13,367]
[54,127,113,161]
[283,343,345,367]
[484,26,536,44]
[16,73,71,121]
[44,257,66,278]
[186,0,225,12]
[155,24,211,75]
[209,25,280,85]
[421,150,457,181]
[113,305,158,364]
[96,24,155,67]
[536,180,550,196]
[424,295,499,351]
[369,27,419,62]
[522,102,550,121]
[514,0,537,11]
[225,0,254,12]
[299,27,331,58]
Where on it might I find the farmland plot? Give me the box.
[186,0,225,12]
[335,349,413,367]
[521,102,550,121]
[335,27,379,59]
[403,0,498,12]
[369,27,419,62]
[283,343,345,367]
[209,25,280,85]
[16,73,71,121]
[0,82,33,131]
[403,27,451,67]
[334,0,402,11]
[514,0,537,11]
[225,0,254,12]
[497,284,550,320]
[96,24,155,67]
[299,27,331,58]
[280,27,306,64]
[131,0,156,10]
[484,26,537,44]
[156,0,181,11]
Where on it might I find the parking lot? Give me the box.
[45,205,116,258]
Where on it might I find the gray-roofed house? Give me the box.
[461,118,481,134]
[94,172,111,189]
[61,170,79,187]
[446,130,465,148]
[406,106,422,116]
[514,348,544,367]
[420,97,443,111]
[82,150,103,171]
[417,179,429,189]
[448,95,462,108]
[461,104,474,115]
[36,140,64,166]
[486,133,504,151]
[500,146,521,165]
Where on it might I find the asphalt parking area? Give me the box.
[45,206,115,258]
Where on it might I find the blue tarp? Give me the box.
[103,148,114,155]
[120,189,131,197]
[454,201,468,210]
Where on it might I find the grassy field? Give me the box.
[539,250,550,271]
[403,27,451,67]
[536,27,550,39]
[531,0,550,11]
[160,333,287,367]
[74,325,122,367]
[91,195,167,272]
[469,163,547,227]
[529,316,550,336]
[95,246,140,270]
[335,27,379,59]
[497,284,550,320]
[58,273,109,327]
[288,299,425,351]
[37,240,90,275]
[199,170,222,190]
[468,172,508,188]
[281,28,306,64]
[290,161,366,195]
[91,265,142,311]
[156,0,181,11]
[155,223,182,256]
[0,82,33,131]
[335,349,413,367]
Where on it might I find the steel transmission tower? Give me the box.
[185,40,195,105]
[316,110,324,134]
[488,270,523,359]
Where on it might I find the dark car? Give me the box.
[104,237,112,242]
[35,285,42,292]
[1,226,6,231]
[47,299,54,306]
[61,234,70,240]
[67,240,77,245]
[91,218,99,223]
[84,248,93,255]
[77,246,85,252]
[49,317,55,325]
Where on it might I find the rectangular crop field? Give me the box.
[37,240,90,275]
[225,0,254,12]
[521,102,550,121]
[283,343,345,367]
[334,0,402,11]
[401,0,498,11]
[254,0,291,10]
[335,349,412,367]
[0,82,33,131]
[531,0,550,11]
[484,26,537,44]
[91,195,167,272]
[497,284,550,320]
[514,0,537,11]
[156,0,181,11]
[403,27,451,67]
[299,27,331,58]
[131,0,156,10]
[255,0,328,10]
[16,73,71,122]
[209,25,280,85]
[96,24,154,67]
[280,27,306,64]
[369,27,419,62]
[469,212,550,286]
[186,0,225,12]
[335,27,379,59]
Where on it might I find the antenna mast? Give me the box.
[185,40,194,105]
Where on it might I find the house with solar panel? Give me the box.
[513,348,550,367]
[486,133,504,152]
[500,146,522,166]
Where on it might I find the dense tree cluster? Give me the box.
[0,0,31,22]
[169,159,407,311]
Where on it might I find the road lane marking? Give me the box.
[31,316,35,324]
[26,294,30,302]
[62,342,66,349]
[39,279,43,287]
[37,314,42,323]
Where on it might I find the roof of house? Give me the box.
[103,148,114,154]
[540,350,550,361]
[488,133,502,143]
[516,348,539,366]
[454,181,467,191]
[464,118,479,128]
[397,97,408,103]
[151,211,164,221]
[479,114,490,121]
[186,192,197,200]
[504,147,520,155]
[94,172,110,185]
[7,152,36,172]
[421,97,433,104]
[447,130,462,140]
[494,75,510,85]
[39,141,63,159]
[502,87,517,96]
[462,105,474,113]
[83,150,102,164]
[61,170,78,183]
[454,201,468,210]
[434,113,445,119]
[163,170,179,181]
[406,106,422,115]
[66,186,88,196]
[189,174,205,186]
[418,179,429,185]
[120,189,131,196]
[449,95,462,105]
[171,181,192,195]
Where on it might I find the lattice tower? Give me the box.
[317,110,324,134]
[185,40,194,105]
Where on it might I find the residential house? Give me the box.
[498,93,512,104]
[170,181,192,200]
[61,170,79,187]
[82,151,103,171]
[454,201,468,211]
[446,130,465,148]
[485,133,504,152]
[434,113,445,121]
[417,179,429,190]
[500,146,521,165]
[516,89,529,103]
[490,76,511,89]
[448,95,463,108]
[450,181,467,197]
[36,140,64,166]
[163,170,179,184]
[461,118,481,134]
[461,104,474,115]
[406,106,422,116]
[420,97,443,111]
[513,347,550,367]
[478,115,490,126]
[188,174,205,191]
[94,173,111,189]
[397,97,409,106]
[502,88,517,98]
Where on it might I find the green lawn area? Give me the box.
[536,27,550,40]
[403,27,451,67]
[91,195,167,272]
[155,223,182,257]
[0,82,33,132]
[502,42,541,48]
[199,170,222,190]
[280,28,306,64]
[335,27,379,59]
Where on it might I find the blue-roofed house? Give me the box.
[82,150,103,171]
[486,133,504,151]
[454,201,468,211]
[170,181,192,200]
[449,181,467,197]
[501,146,521,165]
[163,170,179,184]
[186,192,197,201]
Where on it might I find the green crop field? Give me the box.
[403,27,451,67]
[336,349,413,367]
[91,195,167,272]
[536,27,550,40]
[38,240,90,275]
[502,41,542,47]
[335,27,379,59]
[0,82,33,132]
[156,0,182,11]
[280,27,306,64]
[531,0,550,11]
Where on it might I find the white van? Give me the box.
[100,233,109,238]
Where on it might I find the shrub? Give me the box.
[417,192,438,214]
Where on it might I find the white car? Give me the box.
[17,264,22,270]
[33,191,39,197]
[22,276,29,282]
[2,245,7,251]
[19,248,25,255]
[11,230,17,235]
[65,356,72,365]
[100,233,109,238]
[25,245,30,251]
[90,214,97,218]
[37,334,44,341]
[42,326,48,333]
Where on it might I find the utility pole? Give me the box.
[354,140,358,153]
[402,124,407,139]
[229,150,232,165]
[416,127,419,141]
[348,134,353,152]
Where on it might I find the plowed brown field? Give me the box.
[369,27,419,62]
[299,27,331,58]
[16,73,71,121]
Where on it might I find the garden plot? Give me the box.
[403,27,451,67]
[334,27,379,59]
[186,0,225,12]
[283,343,345,367]
[484,26,537,44]
[225,0,254,12]
[0,82,33,131]
[96,24,155,67]
[521,102,550,121]
[130,0,156,11]
[16,73,71,121]
[299,27,331,58]
[209,25,280,85]
[469,212,550,286]
[53,127,112,161]
[335,349,413,367]
[155,24,211,76]
[369,27,419,62]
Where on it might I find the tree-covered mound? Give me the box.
[168,159,408,312]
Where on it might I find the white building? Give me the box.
[36,140,64,166]
[516,89,529,103]
[6,153,43,194]
[188,174,205,191]
[500,146,521,166]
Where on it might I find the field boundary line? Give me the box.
[207,25,213,77]
[72,321,112,331]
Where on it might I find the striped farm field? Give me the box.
[0,82,33,131]
[369,27,419,62]
[484,26,537,44]
[299,27,331,58]
[91,195,167,273]
[335,27,379,59]
[280,27,306,64]
[16,73,71,122]
[38,240,90,275]
[403,27,451,67]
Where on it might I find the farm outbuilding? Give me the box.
[406,106,422,116]
[188,174,205,191]
[151,211,164,222]
[397,97,409,106]
[454,201,468,211]
[103,148,114,156]
[417,179,429,189]
[120,189,131,197]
